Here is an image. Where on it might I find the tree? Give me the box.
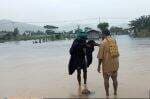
[110,26,123,34]
[13,28,19,37]
[97,22,109,31]
[44,25,59,35]
[36,30,44,35]
[45,30,55,35]
[75,28,83,34]
[44,25,58,29]
[129,15,150,32]
[129,15,150,37]
[84,27,92,32]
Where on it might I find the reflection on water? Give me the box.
[0,35,150,98]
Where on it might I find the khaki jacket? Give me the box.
[97,37,119,73]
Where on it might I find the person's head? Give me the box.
[101,29,111,40]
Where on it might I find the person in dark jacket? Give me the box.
[69,37,87,86]
[68,37,99,88]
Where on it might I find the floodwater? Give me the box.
[0,35,150,98]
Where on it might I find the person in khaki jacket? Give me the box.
[97,29,119,96]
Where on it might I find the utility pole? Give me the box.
[99,17,100,23]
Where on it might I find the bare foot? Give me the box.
[114,92,117,96]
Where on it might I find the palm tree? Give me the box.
[129,15,150,36]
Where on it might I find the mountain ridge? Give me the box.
[0,19,45,34]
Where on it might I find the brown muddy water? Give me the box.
[0,35,150,98]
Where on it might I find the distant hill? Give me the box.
[0,19,129,34]
[0,19,45,34]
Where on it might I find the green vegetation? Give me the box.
[44,25,59,35]
[0,33,65,43]
[0,26,65,43]
[84,27,92,32]
[97,22,109,31]
[0,30,19,42]
[13,28,19,37]
[129,15,150,37]
[44,25,58,29]
[110,26,129,35]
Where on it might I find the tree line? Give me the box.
[129,15,150,37]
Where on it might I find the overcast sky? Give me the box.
[0,0,150,26]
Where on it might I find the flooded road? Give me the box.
[0,35,150,98]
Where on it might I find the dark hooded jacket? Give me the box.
[68,39,97,75]
[68,38,86,75]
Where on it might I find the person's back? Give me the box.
[69,38,99,94]
[69,38,86,75]
[99,36,119,73]
[97,29,119,97]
